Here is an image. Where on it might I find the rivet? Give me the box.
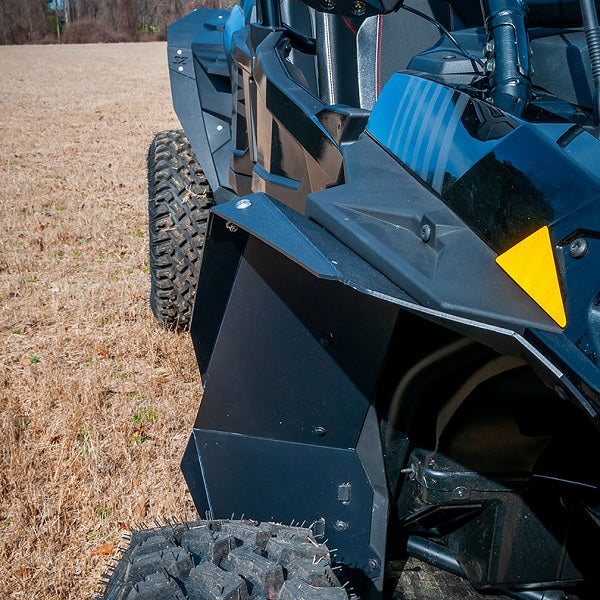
[368,558,380,571]
[235,198,252,209]
[178,66,184,72]
[568,238,588,259]
[217,125,223,131]
[177,49,182,55]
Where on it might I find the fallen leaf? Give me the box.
[118,521,129,530]
[19,357,30,367]
[155,376,169,384]
[14,567,33,577]
[133,496,148,521]
[95,344,110,358]
[92,541,114,556]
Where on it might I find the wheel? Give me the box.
[147,130,215,331]
[102,519,348,600]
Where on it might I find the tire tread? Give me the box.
[102,520,346,600]
[147,129,214,330]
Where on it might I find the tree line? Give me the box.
[0,0,220,45]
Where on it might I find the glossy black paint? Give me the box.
[366,72,600,414]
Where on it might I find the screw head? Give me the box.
[235,198,252,210]
[351,0,366,15]
[368,558,380,571]
[225,221,238,233]
[313,426,327,436]
[334,520,348,532]
[420,224,432,243]
[568,238,588,258]
[453,486,468,499]
[320,0,336,9]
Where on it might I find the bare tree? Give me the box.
[117,0,137,36]
[0,0,49,44]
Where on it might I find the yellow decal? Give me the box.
[496,226,566,327]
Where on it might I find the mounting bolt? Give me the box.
[235,198,252,209]
[568,238,588,259]
[334,520,348,532]
[368,558,380,571]
[420,223,432,243]
[313,426,327,437]
[225,221,238,233]
[453,486,468,499]
[319,333,333,348]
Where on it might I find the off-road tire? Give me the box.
[148,130,214,331]
[102,519,348,600]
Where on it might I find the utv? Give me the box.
[105,0,600,598]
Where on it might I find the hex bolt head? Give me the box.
[235,198,252,210]
[420,224,432,243]
[569,238,588,259]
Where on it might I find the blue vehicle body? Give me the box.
[163,0,600,596]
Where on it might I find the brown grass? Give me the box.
[0,43,200,598]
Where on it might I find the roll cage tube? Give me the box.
[480,0,532,116]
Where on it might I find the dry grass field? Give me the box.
[0,43,201,598]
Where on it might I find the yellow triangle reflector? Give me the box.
[496,226,566,327]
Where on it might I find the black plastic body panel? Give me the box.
[168,8,234,202]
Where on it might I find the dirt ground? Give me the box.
[0,43,201,598]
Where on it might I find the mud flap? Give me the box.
[183,194,404,596]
